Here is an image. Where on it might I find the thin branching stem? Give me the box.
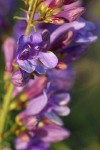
[25,0,38,35]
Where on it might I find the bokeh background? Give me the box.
[0,0,100,150]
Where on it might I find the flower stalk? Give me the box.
[0,83,13,143]
[25,0,38,35]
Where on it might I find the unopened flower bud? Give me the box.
[11,69,30,87]
[2,37,17,72]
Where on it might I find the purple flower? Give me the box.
[26,92,48,116]
[43,0,85,24]
[14,18,97,68]
[50,18,97,63]
[16,30,58,74]
[47,67,75,92]
[23,76,48,99]
[16,90,71,129]
[12,75,47,99]
[11,69,30,87]
[37,124,70,142]
[74,18,98,43]
[16,92,48,129]
[50,19,86,49]
[44,92,71,120]
[60,43,89,63]
[15,124,70,150]
[14,68,72,150]
[15,133,50,150]
[2,37,17,72]
[15,67,74,127]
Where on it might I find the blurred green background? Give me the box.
[0,0,100,150]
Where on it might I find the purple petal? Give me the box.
[50,20,85,48]
[15,136,29,150]
[26,92,48,115]
[17,58,37,73]
[63,0,82,7]
[54,106,70,116]
[32,32,43,46]
[55,93,71,106]
[39,125,70,142]
[11,69,30,87]
[39,52,58,68]
[42,29,50,50]
[55,7,85,23]
[45,112,63,126]
[47,67,75,92]
[30,141,50,150]
[60,43,89,63]
[36,64,47,74]
[3,37,17,72]
[75,35,98,43]
[17,35,32,53]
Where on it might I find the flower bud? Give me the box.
[11,69,30,87]
[2,37,17,72]
[45,0,62,8]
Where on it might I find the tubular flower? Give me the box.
[13,18,97,87]
[15,124,70,150]
[16,30,58,74]
[49,19,98,63]
[11,69,30,87]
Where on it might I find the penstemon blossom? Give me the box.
[0,0,97,150]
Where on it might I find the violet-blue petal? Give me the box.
[60,43,89,63]
[13,20,27,40]
[44,112,64,126]
[26,92,48,115]
[17,35,33,53]
[17,58,37,73]
[30,141,50,150]
[50,20,85,49]
[39,51,58,68]
[36,64,47,74]
[42,29,50,50]
[47,67,75,92]
[75,34,98,43]
[32,32,43,46]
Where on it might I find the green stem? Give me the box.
[25,0,38,35]
[0,83,13,143]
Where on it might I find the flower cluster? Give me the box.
[11,18,97,87]
[14,67,74,150]
[38,0,85,24]
[1,0,97,150]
